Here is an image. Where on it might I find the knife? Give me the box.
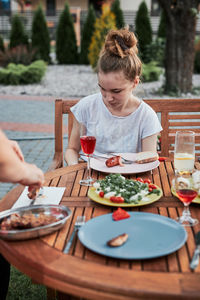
[190,231,200,270]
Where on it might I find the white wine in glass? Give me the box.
[174,131,195,173]
[79,122,96,186]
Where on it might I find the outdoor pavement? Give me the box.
[0,94,68,199]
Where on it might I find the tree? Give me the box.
[88,3,116,69]
[157,9,166,39]
[0,35,5,52]
[135,1,153,63]
[158,0,200,93]
[111,0,125,29]
[56,2,78,64]
[80,5,96,64]
[9,14,29,49]
[31,5,50,63]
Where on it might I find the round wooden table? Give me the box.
[1,161,200,300]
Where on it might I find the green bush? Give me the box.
[145,38,165,67]
[80,5,96,64]
[9,14,29,49]
[135,1,152,63]
[0,60,46,85]
[0,45,36,67]
[157,10,166,39]
[31,5,51,63]
[0,35,5,52]
[56,2,78,64]
[111,0,125,29]
[142,61,163,82]
[194,50,200,73]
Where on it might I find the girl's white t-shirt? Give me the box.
[71,93,162,154]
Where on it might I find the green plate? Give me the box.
[88,184,163,207]
[171,187,200,204]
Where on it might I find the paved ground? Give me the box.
[0,65,199,199]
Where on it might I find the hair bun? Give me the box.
[104,28,138,58]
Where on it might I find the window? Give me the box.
[46,0,55,16]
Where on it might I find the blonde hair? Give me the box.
[97,28,142,81]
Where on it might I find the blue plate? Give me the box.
[78,212,187,260]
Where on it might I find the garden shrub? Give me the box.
[111,0,125,29]
[194,50,200,74]
[0,35,5,52]
[142,61,163,82]
[88,3,116,70]
[0,60,46,84]
[31,5,50,63]
[145,38,165,67]
[135,1,152,63]
[56,2,78,64]
[0,45,36,67]
[157,10,166,39]
[80,5,96,64]
[9,14,29,49]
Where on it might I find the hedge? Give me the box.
[0,60,46,85]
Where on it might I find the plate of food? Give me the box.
[88,173,162,207]
[78,212,187,259]
[0,204,71,240]
[90,152,159,174]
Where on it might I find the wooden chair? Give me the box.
[49,98,200,171]
[144,98,200,158]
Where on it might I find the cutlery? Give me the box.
[81,153,135,164]
[29,187,44,205]
[63,215,85,254]
[190,231,200,270]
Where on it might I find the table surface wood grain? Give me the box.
[1,160,200,300]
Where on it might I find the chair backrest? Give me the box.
[144,98,200,157]
[52,98,200,169]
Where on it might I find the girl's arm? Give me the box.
[141,133,158,152]
[65,117,81,165]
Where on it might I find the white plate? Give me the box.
[90,153,159,174]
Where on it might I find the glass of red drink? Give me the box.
[173,171,198,226]
[79,122,96,186]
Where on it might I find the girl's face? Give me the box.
[98,70,138,107]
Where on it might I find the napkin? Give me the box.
[12,187,65,209]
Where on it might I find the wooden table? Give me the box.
[1,160,200,299]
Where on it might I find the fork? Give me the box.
[108,153,135,164]
[91,153,135,164]
[63,215,85,254]
[29,187,44,205]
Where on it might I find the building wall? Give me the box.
[120,0,151,10]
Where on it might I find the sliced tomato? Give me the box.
[99,191,104,198]
[136,178,144,183]
[143,179,151,184]
[158,157,167,162]
[112,208,130,221]
[110,196,124,203]
[149,183,157,189]
[148,187,153,192]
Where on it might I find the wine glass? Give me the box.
[173,171,198,226]
[174,131,195,174]
[79,122,96,186]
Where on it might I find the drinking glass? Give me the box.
[173,171,198,226]
[79,122,96,186]
[174,131,195,174]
